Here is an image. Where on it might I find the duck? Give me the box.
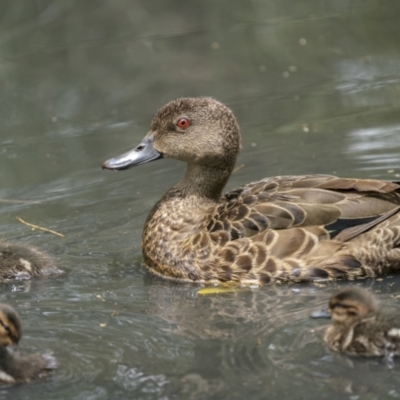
[314,287,400,367]
[102,97,400,285]
[0,303,56,383]
[0,241,62,281]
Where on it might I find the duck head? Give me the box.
[328,287,378,325]
[0,304,21,347]
[102,97,241,172]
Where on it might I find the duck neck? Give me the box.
[142,162,234,281]
[176,162,232,202]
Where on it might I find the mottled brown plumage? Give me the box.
[323,287,400,367]
[0,303,56,383]
[103,97,400,285]
[0,241,62,281]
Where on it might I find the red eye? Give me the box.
[176,118,190,129]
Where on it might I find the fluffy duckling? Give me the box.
[0,303,56,383]
[320,287,400,367]
[103,97,400,285]
[0,241,62,281]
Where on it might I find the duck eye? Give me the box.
[176,118,190,129]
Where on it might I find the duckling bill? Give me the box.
[315,287,400,368]
[103,97,400,285]
[0,303,56,383]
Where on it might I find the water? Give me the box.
[1,1,400,398]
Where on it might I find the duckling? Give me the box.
[318,287,400,367]
[0,241,62,281]
[103,97,400,285]
[0,303,56,383]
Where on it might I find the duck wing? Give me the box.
[209,174,400,241]
[204,175,400,283]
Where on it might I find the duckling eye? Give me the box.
[176,118,190,130]
[0,320,10,334]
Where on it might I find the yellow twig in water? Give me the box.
[0,199,39,204]
[232,163,245,173]
[16,217,64,238]
[197,287,247,295]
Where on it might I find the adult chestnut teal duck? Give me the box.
[0,303,56,383]
[0,242,61,281]
[316,287,400,367]
[103,97,400,285]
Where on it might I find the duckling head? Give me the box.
[0,304,21,347]
[103,97,241,173]
[329,287,378,325]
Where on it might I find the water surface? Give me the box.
[1,1,400,399]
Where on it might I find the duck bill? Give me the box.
[102,133,163,171]
[310,308,331,319]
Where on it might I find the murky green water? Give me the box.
[1,1,400,399]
